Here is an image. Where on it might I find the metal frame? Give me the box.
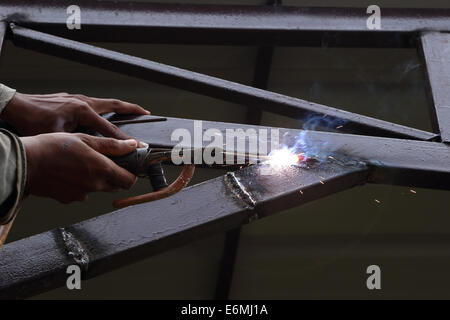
[0,0,449,298]
[419,32,450,142]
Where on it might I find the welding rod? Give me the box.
[110,117,167,125]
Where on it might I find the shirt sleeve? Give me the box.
[0,84,26,225]
[0,83,16,113]
[0,129,26,225]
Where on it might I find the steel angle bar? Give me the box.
[1,1,450,46]
[112,115,450,190]
[10,25,437,141]
[419,32,450,143]
[0,161,369,298]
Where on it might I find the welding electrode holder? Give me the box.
[109,147,168,191]
[109,147,195,208]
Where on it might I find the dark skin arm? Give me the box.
[21,133,138,203]
[0,92,150,138]
[0,92,150,203]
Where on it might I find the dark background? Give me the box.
[1,0,449,299]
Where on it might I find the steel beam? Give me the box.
[244,46,274,125]
[0,160,369,298]
[10,25,437,141]
[2,1,450,46]
[112,115,450,190]
[419,32,450,143]
[217,11,277,298]
[1,116,449,297]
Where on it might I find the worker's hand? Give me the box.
[0,92,150,138]
[20,133,138,203]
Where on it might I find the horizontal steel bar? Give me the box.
[113,115,450,190]
[2,1,450,46]
[10,25,438,142]
[419,32,450,143]
[0,159,369,298]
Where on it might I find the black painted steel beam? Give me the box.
[10,25,438,142]
[1,116,449,297]
[217,8,277,298]
[0,160,369,298]
[1,1,450,46]
[245,46,274,125]
[114,115,450,190]
[419,32,450,143]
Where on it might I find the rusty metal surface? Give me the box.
[10,25,437,141]
[0,161,368,298]
[419,32,450,143]
[1,1,450,46]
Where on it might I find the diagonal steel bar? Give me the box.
[1,1,450,47]
[0,160,369,298]
[9,24,437,141]
[419,32,450,143]
[112,115,450,190]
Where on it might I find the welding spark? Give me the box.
[266,148,304,166]
[374,199,381,204]
[410,189,417,194]
[336,125,344,129]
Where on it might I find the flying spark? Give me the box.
[267,148,304,166]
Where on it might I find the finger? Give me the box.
[79,96,150,115]
[30,92,70,97]
[77,134,137,189]
[78,134,138,156]
[105,164,138,190]
[78,106,133,140]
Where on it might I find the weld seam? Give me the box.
[224,172,256,208]
[58,227,90,272]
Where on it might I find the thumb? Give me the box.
[78,134,138,156]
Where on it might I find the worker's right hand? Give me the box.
[20,133,138,203]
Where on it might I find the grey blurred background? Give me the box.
[1,0,449,299]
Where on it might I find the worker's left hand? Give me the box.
[0,92,150,139]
